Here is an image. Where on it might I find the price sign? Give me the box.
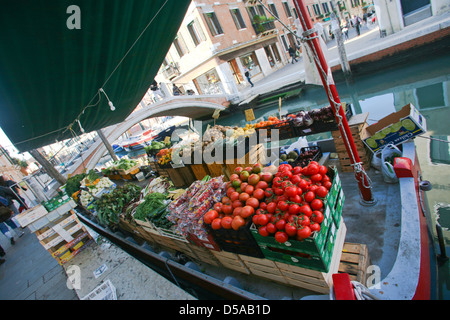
[245,108,255,122]
[164,136,171,144]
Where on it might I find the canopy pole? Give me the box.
[96,129,119,162]
[292,0,375,204]
[29,149,67,186]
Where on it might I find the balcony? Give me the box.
[161,62,181,80]
[251,15,276,36]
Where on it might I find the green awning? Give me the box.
[0,0,191,152]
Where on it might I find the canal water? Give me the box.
[206,53,450,299]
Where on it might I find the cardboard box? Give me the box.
[363,104,427,153]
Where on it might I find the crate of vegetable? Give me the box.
[249,162,345,272]
[94,183,142,229]
[114,158,140,175]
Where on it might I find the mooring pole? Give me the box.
[292,0,374,204]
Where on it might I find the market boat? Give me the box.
[71,0,441,300]
[74,135,436,300]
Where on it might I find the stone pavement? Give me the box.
[0,228,78,300]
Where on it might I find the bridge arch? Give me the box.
[85,96,229,169]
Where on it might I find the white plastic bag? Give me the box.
[381,144,402,183]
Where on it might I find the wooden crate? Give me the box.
[332,120,372,172]
[338,243,371,284]
[212,251,251,275]
[205,162,226,178]
[188,244,221,266]
[189,164,210,180]
[166,168,186,187]
[239,254,288,284]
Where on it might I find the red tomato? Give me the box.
[299,204,313,217]
[285,223,297,237]
[304,191,315,203]
[315,186,328,198]
[226,187,236,198]
[259,226,269,237]
[298,214,310,226]
[290,174,301,185]
[275,231,289,243]
[311,173,323,182]
[203,210,219,224]
[233,207,242,217]
[259,201,267,210]
[266,223,277,234]
[213,202,223,213]
[274,187,284,196]
[318,165,328,175]
[311,210,324,223]
[231,216,246,230]
[246,197,259,209]
[310,198,323,210]
[222,196,231,205]
[277,201,289,211]
[298,179,309,191]
[221,216,233,229]
[267,202,277,213]
[255,181,269,190]
[232,200,243,209]
[289,194,302,204]
[275,219,286,230]
[284,186,297,198]
[257,214,269,226]
[323,181,332,190]
[310,222,321,232]
[240,206,254,218]
[253,189,265,200]
[252,214,260,225]
[307,164,319,175]
[272,177,282,187]
[264,188,274,198]
[211,218,222,230]
[293,166,302,175]
[244,185,254,195]
[296,225,312,240]
[288,204,300,215]
[230,192,240,202]
[222,204,233,215]
[238,192,250,202]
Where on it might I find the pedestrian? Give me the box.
[0,196,23,245]
[150,80,164,101]
[355,16,361,36]
[244,68,254,87]
[172,83,182,96]
[341,20,349,40]
[288,45,298,64]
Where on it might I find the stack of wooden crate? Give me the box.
[16,200,93,265]
[331,113,372,172]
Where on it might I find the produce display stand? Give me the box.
[211,250,251,275]
[338,243,371,284]
[188,163,211,181]
[225,143,266,179]
[331,113,372,172]
[187,232,221,251]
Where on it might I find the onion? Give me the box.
[293,116,304,127]
[304,113,314,126]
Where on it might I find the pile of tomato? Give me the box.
[203,160,333,244]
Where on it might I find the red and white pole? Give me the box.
[292,0,374,204]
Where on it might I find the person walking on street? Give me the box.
[244,68,254,87]
[0,196,23,245]
[288,45,298,64]
[354,15,362,36]
[150,80,164,101]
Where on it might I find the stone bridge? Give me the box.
[74,94,230,172]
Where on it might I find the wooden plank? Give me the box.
[189,164,210,180]
[338,243,370,284]
[205,163,225,178]
[250,269,288,284]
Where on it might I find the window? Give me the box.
[187,19,205,46]
[268,3,279,18]
[322,2,330,14]
[282,2,292,17]
[312,4,321,16]
[203,12,223,36]
[257,5,266,17]
[247,6,258,20]
[230,8,246,30]
[173,34,188,58]
[280,34,289,51]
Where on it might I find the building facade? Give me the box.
[155,0,304,97]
